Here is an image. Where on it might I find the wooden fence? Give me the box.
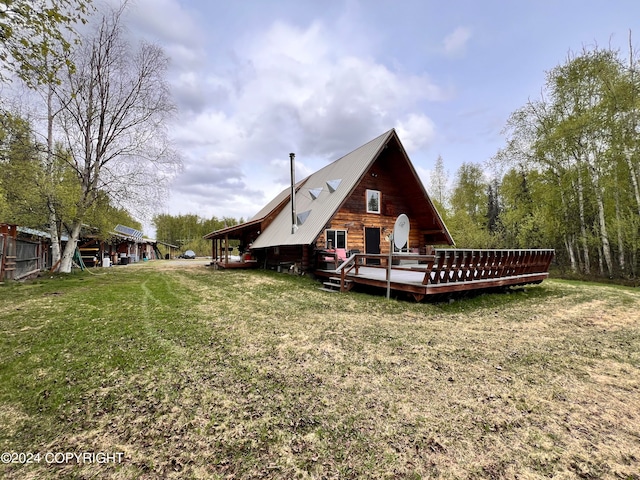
[0,224,51,281]
[0,224,17,281]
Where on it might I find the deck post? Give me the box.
[386,239,393,300]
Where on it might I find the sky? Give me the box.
[109,0,640,232]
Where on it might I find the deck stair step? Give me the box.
[319,276,353,293]
[329,276,353,285]
[322,281,340,290]
[318,286,339,293]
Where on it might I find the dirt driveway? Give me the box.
[126,258,213,270]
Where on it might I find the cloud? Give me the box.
[231,21,445,160]
[442,27,472,56]
[124,0,205,50]
[395,114,436,153]
[115,3,448,221]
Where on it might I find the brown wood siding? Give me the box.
[314,141,446,254]
[256,245,304,269]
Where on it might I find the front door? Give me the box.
[365,227,380,265]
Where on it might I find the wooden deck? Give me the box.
[316,249,555,301]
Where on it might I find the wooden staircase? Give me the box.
[319,276,354,293]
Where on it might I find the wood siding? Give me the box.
[254,245,306,270]
[314,142,447,255]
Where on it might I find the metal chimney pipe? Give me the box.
[290,152,297,234]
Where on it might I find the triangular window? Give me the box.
[309,188,322,200]
[326,179,342,193]
[296,210,311,226]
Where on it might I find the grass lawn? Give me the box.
[0,261,639,479]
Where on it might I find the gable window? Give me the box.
[366,189,381,214]
[325,229,346,249]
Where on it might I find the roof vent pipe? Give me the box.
[290,152,298,234]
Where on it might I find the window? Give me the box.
[297,210,311,225]
[325,229,346,249]
[366,189,381,214]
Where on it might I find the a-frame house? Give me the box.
[205,129,454,271]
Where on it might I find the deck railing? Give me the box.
[326,248,554,293]
[423,249,554,286]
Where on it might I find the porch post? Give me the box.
[225,234,229,265]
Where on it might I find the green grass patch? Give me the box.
[1,262,639,479]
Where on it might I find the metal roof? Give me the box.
[250,177,309,221]
[250,129,393,248]
[203,217,262,240]
[16,226,69,242]
[114,224,144,240]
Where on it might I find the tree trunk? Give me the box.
[591,167,613,276]
[614,174,625,274]
[46,84,61,269]
[59,222,82,273]
[47,208,61,270]
[624,151,640,216]
[598,245,604,276]
[576,173,591,274]
[557,173,577,272]
[564,234,578,273]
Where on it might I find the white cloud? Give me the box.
[395,114,436,153]
[114,3,448,221]
[442,26,472,56]
[125,0,205,49]
[229,21,445,160]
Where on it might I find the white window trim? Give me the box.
[366,189,381,214]
[325,229,347,249]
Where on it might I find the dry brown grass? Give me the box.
[0,263,638,479]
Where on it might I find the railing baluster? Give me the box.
[421,255,435,285]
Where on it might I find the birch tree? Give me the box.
[2,0,91,268]
[54,4,180,273]
[497,44,640,277]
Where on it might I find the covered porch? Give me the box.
[205,220,261,269]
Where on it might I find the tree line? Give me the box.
[153,214,240,257]
[432,42,640,279]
